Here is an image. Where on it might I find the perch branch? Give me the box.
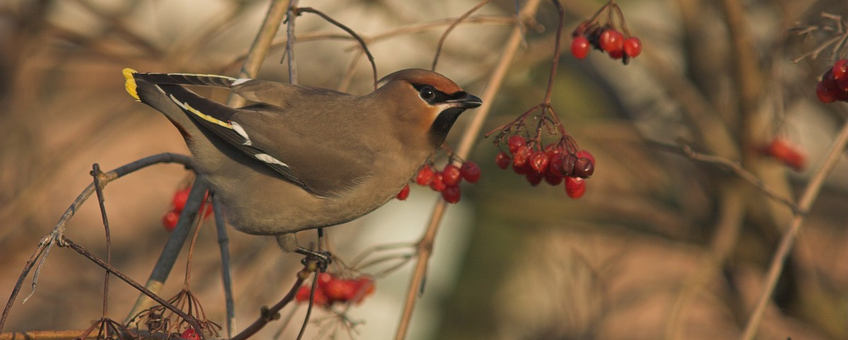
[393,0,545,339]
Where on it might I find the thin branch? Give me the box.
[0,153,192,334]
[91,164,112,320]
[431,0,492,71]
[0,239,50,333]
[59,237,204,335]
[124,177,210,323]
[652,141,799,213]
[213,195,235,338]
[222,15,515,75]
[297,7,378,89]
[227,0,290,107]
[230,263,316,340]
[740,112,848,340]
[394,0,546,339]
[284,0,300,84]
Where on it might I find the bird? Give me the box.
[122,68,482,258]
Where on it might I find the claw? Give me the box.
[296,247,332,271]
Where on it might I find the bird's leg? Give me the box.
[297,247,332,271]
[298,228,331,270]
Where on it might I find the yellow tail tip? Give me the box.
[122,68,140,102]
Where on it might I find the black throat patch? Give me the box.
[428,107,465,147]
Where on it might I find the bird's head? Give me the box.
[374,69,482,147]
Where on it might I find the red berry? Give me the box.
[565,177,587,199]
[512,145,532,167]
[571,36,591,59]
[324,278,355,303]
[548,153,564,176]
[526,172,543,186]
[162,211,179,231]
[837,77,848,92]
[495,152,511,170]
[295,286,312,302]
[172,188,190,212]
[544,143,563,159]
[529,151,550,173]
[460,161,481,183]
[575,150,596,166]
[507,135,526,154]
[442,185,461,203]
[764,138,806,171]
[352,277,375,303]
[599,29,624,54]
[396,184,410,200]
[573,157,595,178]
[608,49,624,60]
[513,161,531,175]
[560,153,578,176]
[817,79,839,103]
[317,272,333,287]
[415,164,435,185]
[442,164,462,187]
[430,172,446,192]
[180,328,200,340]
[833,59,848,80]
[544,170,563,186]
[311,287,329,306]
[623,37,642,57]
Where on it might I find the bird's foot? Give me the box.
[297,247,332,272]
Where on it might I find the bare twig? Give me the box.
[91,164,112,322]
[0,240,50,333]
[740,112,848,340]
[297,7,378,89]
[213,195,236,338]
[124,177,210,323]
[59,237,204,335]
[296,271,320,340]
[0,153,192,334]
[230,263,316,340]
[652,142,799,213]
[227,0,290,107]
[284,0,300,84]
[393,0,545,339]
[431,0,492,71]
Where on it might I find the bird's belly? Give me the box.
[206,172,399,236]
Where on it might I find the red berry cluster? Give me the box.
[816,59,848,103]
[162,186,212,231]
[495,135,595,199]
[396,161,481,204]
[571,24,641,63]
[759,137,806,171]
[570,1,640,64]
[295,272,375,308]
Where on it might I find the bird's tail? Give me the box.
[123,68,236,101]
[122,68,236,140]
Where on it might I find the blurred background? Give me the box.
[1,0,846,339]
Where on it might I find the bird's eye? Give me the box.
[419,85,436,101]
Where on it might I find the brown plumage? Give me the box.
[123,68,481,254]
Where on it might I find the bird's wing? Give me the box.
[229,99,377,197]
[157,83,314,191]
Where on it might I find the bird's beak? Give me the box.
[446,92,483,109]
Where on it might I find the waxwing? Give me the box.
[123,68,481,256]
